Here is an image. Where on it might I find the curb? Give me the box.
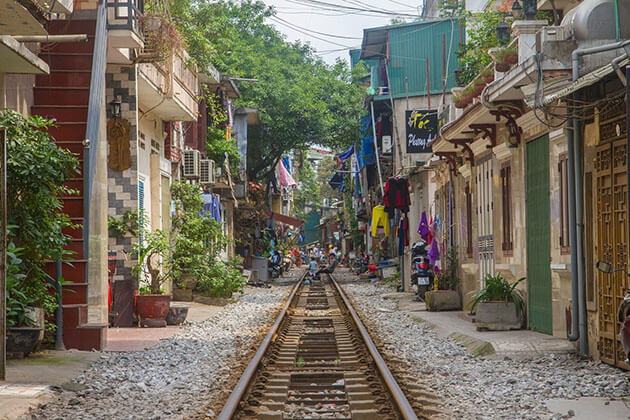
[448,332,496,357]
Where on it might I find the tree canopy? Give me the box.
[169,0,366,182]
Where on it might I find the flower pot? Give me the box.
[484,75,494,84]
[166,303,190,325]
[505,54,518,65]
[136,294,171,327]
[495,62,510,72]
[6,327,44,356]
[454,100,467,109]
[425,290,461,311]
[474,83,485,95]
[475,301,522,331]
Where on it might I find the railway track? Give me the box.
[217,271,419,420]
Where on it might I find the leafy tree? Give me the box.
[292,151,320,220]
[316,155,342,210]
[169,0,366,184]
[1,110,79,321]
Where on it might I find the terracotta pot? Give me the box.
[454,100,467,109]
[495,62,510,72]
[6,327,44,356]
[136,294,171,327]
[474,83,485,95]
[484,75,494,83]
[505,54,518,65]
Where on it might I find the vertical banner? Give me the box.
[406,109,438,154]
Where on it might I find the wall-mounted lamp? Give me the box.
[496,19,511,46]
[109,98,122,119]
[523,0,537,19]
[511,0,523,18]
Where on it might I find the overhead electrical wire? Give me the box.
[281,0,420,17]
[272,15,363,39]
[268,16,355,48]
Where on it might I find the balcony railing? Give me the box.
[106,0,143,32]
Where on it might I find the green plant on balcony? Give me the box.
[138,13,185,63]
[481,67,494,84]
[494,46,518,72]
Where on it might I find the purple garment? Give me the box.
[428,239,440,265]
[418,211,430,241]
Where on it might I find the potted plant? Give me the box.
[462,85,475,105]
[133,230,173,327]
[425,246,461,311]
[6,242,43,356]
[494,47,517,72]
[469,274,525,331]
[481,67,494,84]
[474,78,486,95]
[453,93,467,109]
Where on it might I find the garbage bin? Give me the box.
[252,256,269,283]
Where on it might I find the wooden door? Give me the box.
[526,135,553,334]
[595,139,629,368]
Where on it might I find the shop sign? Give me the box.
[406,109,438,154]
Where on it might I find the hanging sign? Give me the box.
[406,109,438,154]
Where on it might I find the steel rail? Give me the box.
[330,274,419,420]
[216,272,304,420]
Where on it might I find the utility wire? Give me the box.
[272,15,363,39]
[269,16,355,48]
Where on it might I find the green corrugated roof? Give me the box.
[360,18,464,100]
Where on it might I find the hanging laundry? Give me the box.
[418,211,430,241]
[383,177,411,217]
[428,238,440,265]
[428,216,434,244]
[397,215,409,255]
[371,205,389,237]
[282,156,291,173]
[361,135,376,165]
[279,161,297,187]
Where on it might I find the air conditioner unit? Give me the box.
[382,135,392,154]
[200,159,215,184]
[183,150,201,178]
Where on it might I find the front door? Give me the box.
[595,139,629,368]
[476,155,494,287]
[526,135,552,334]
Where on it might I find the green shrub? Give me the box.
[469,274,525,313]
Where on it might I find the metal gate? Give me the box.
[526,135,553,334]
[476,155,494,287]
[595,139,629,368]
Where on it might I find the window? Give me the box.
[558,153,570,254]
[500,162,513,254]
[465,181,473,258]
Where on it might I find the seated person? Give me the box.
[317,255,338,275]
[309,259,318,277]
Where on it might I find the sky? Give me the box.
[261,0,425,65]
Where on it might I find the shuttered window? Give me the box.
[500,163,513,254]
[558,153,570,254]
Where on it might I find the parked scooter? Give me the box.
[410,241,434,300]
[269,252,283,279]
[596,261,630,362]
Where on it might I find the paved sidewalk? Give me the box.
[0,300,225,420]
[382,291,576,358]
[105,301,224,351]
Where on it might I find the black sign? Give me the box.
[405,110,438,154]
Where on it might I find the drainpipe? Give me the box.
[568,40,630,354]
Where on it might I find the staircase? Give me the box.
[36,19,107,350]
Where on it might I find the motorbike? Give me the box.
[410,241,434,300]
[354,254,369,274]
[269,255,283,279]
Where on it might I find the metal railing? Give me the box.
[106,0,143,32]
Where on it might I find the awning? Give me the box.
[266,211,304,228]
[531,57,629,106]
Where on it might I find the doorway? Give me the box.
[526,134,552,334]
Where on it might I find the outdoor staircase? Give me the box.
[35,19,107,351]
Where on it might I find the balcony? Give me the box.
[138,49,198,121]
[106,0,144,63]
[0,0,48,36]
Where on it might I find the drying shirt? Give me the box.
[201,192,222,223]
[384,177,411,217]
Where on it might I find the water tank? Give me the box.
[561,0,630,40]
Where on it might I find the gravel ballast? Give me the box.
[342,281,630,420]
[25,285,291,420]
